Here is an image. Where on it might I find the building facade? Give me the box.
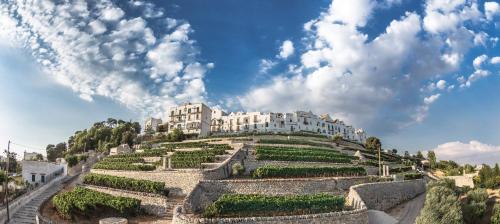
[168,103,212,136]
[21,160,66,185]
[144,117,163,133]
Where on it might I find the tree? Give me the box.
[427,151,436,170]
[416,180,463,224]
[416,151,424,159]
[365,136,381,151]
[65,154,78,167]
[464,164,475,174]
[392,149,398,154]
[167,128,185,142]
[35,153,44,161]
[0,170,6,185]
[494,163,500,177]
[332,134,343,146]
[47,142,67,162]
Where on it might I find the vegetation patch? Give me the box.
[403,173,423,180]
[101,157,145,163]
[83,173,168,195]
[169,148,228,168]
[203,193,345,218]
[52,187,141,219]
[390,166,413,173]
[255,146,353,163]
[258,139,334,148]
[252,165,366,178]
[93,161,155,171]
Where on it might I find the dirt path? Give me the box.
[386,193,426,224]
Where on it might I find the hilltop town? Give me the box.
[0,103,499,224]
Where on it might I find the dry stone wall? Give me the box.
[347,179,426,211]
[82,185,169,216]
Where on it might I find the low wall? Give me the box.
[172,206,368,224]
[82,185,169,216]
[0,175,65,224]
[183,176,376,213]
[347,179,426,211]
[90,143,248,196]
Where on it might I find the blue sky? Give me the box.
[0,0,499,164]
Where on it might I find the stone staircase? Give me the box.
[8,176,70,224]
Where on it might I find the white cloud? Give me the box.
[491,56,500,64]
[326,0,375,27]
[259,59,277,74]
[0,0,211,118]
[485,1,500,20]
[465,69,490,87]
[424,93,440,104]
[423,0,481,34]
[436,80,447,90]
[473,54,488,69]
[430,140,500,165]
[101,7,125,21]
[278,40,295,59]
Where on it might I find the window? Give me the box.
[188,108,191,113]
[265,122,269,127]
[32,174,36,182]
[41,174,45,183]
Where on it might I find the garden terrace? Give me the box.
[255,146,355,163]
[252,165,366,178]
[83,173,168,195]
[92,161,156,171]
[52,186,141,219]
[390,166,413,173]
[258,139,334,148]
[170,148,228,168]
[203,193,345,218]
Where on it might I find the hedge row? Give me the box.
[252,165,366,178]
[107,151,164,158]
[258,139,333,148]
[83,173,167,195]
[403,173,423,180]
[53,187,141,219]
[203,193,344,218]
[102,157,145,163]
[390,166,413,173]
[255,146,353,163]
[171,150,216,168]
[93,161,155,171]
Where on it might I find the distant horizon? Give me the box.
[1,0,499,165]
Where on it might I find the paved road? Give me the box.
[8,177,69,224]
[387,193,427,224]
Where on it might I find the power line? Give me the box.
[9,141,46,152]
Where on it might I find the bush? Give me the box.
[462,188,488,223]
[83,173,167,195]
[492,203,500,224]
[65,155,78,167]
[255,146,353,163]
[78,155,88,162]
[252,165,366,178]
[403,173,423,180]
[52,187,141,219]
[93,161,155,171]
[258,139,333,148]
[102,157,145,163]
[232,163,245,176]
[203,193,344,218]
[416,181,463,224]
[390,166,413,173]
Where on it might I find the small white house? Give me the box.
[109,144,132,156]
[21,160,66,185]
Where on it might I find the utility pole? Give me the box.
[5,140,11,223]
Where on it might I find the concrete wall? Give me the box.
[347,179,426,211]
[82,185,170,216]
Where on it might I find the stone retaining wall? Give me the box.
[90,143,247,196]
[347,179,426,211]
[172,206,368,224]
[82,185,169,216]
[182,176,375,213]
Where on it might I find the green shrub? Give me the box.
[203,193,344,218]
[83,173,167,195]
[78,155,88,162]
[102,157,145,163]
[492,203,500,224]
[403,173,423,180]
[52,187,141,219]
[232,163,245,176]
[462,188,488,223]
[255,146,353,163]
[65,155,78,167]
[390,166,413,173]
[252,165,366,178]
[93,161,155,171]
[258,139,333,148]
[416,182,463,224]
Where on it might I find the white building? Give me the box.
[168,102,212,136]
[21,160,66,185]
[144,117,163,133]
[23,152,41,161]
[109,144,132,156]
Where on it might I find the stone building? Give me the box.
[144,117,163,133]
[21,160,66,185]
[168,102,212,137]
[109,144,132,156]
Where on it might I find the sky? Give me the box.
[0,0,499,165]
